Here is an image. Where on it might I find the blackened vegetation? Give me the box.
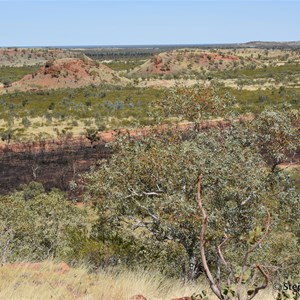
[0,138,111,195]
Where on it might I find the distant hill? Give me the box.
[0,48,80,67]
[241,41,300,49]
[131,49,257,76]
[0,57,129,92]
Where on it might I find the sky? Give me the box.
[0,0,299,47]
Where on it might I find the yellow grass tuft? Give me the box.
[0,261,278,300]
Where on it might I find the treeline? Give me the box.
[82,48,165,60]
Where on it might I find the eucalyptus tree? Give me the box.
[154,84,235,130]
[84,85,299,286]
[84,127,299,281]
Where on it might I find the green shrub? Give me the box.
[0,183,87,262]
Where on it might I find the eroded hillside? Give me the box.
[0,57,129,93]
[0,48,79,67]
[131,48,300,77]
[131,49,256,76]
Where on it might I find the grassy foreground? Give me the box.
[0,262,279,300]
[0,261,206,300]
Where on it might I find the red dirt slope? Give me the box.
[132,49,257,76]
[2,57,129,92]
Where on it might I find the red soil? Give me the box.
[132,50,248,76]
[0,57,129,93]
[0,116,253,154]
[7,262,70,274]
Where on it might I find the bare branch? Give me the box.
[122,217,154,230]
[239,195,253,207]
[125,188,162,199]
[249,266,258,288]
[247,265,269,300]
[217,234,229,267]
[237,209,271,300]
[197,175,224,300]
[217,233,233,287]
[127,200,184,244]
[1,228,14,266]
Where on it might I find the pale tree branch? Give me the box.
[128,199,183,244]
[125,188,162,199]
[197,175,224,300]
[0,228,14,266]
[197,175,271,300]
[236,209,271,300]
[217,233,233,288]
[247,265,269,300]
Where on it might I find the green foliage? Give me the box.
[191,291,208,300]
[102,59,144,71]
[0,129,12,143]
[211,63,300,81]
[276,290,300,300]
[246,109,299,168]
[2,79,12,86]
[67,222,143,269]
[85,127,100,145]
[228,87,300,113]
[83,108,299,280]
[0,182,87,263]
[48,102,55,110]
[21,116,31,128]
[288,167,300,192]
[0,65,40,84]
[0,86,163,132]
[155,85,235,124]
[0,60,299,293]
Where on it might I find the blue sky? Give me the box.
[0,0,299,47]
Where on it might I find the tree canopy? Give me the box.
[83,86,299,282]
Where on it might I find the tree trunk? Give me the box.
[186,253,200,283]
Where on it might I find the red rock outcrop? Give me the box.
[131,49,257,76]
[1,57,129,93]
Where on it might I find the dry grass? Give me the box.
[0,261,207,300]
[0,261,280,300]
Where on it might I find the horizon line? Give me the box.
[1,40,300,49]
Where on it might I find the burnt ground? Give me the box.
[0,120,298,197]
[0,139,111,196]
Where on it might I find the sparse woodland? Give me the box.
[0,47,299,299]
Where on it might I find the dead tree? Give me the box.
[197,175,270,300]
